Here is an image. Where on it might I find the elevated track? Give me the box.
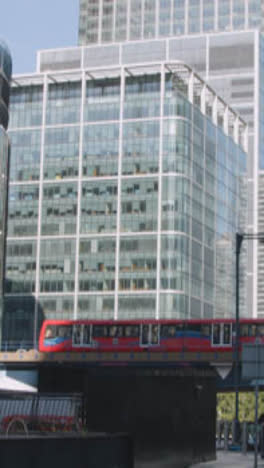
[0,349,235,364]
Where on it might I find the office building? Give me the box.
[79,0,264,45]
[4,44,247,347]
[77,1,264,322]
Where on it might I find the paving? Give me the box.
[193,450,264,467]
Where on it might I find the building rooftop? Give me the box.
[12,42,247,151]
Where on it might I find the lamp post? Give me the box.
[234,232,264,444]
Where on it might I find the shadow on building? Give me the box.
[2,279,44,351]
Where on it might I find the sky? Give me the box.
[1,0,79,75]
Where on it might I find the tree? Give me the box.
[217,392,264,421]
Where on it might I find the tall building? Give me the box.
[79,0,264,45]
[4,44,247,348]
[0,40,12,346]
[78,1,264,320]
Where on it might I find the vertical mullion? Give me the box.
[215,0,219,30]
[127,0,131,41]
[185,0,189,34]
[114,67,125,321]
[142,0,145,39]
[98,0,103,44]
[34,74,48,348]
[245,0,249,29]
[156,64,165,320]
[113,0,117,42]
[74,71,86,320]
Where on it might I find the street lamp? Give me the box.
[234,232,264,444]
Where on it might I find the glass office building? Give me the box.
[4,45,247,347]
[79,0,264,45]
[0,40,12,346]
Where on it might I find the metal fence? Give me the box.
[216,419,264,456]
[0,393,83,435]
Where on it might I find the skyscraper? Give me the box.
[78,0,264,45]
[77,1,264,320]
[4,42,247,347]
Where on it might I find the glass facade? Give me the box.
[5,60,247,348]
[78,0,263,45]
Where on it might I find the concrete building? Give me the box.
[78,0,264,45]
[4,43,247,348]
[0,40,12,347]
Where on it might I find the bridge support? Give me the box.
[39,365,216,467]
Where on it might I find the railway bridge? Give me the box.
[0,349,252,467]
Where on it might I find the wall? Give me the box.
[39,365,217,468]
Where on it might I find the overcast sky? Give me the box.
[1,0,79,75]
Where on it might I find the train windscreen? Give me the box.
[44,324,72,346]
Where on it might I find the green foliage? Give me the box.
[217,392,264,421]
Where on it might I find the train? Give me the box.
[39,318,264,353]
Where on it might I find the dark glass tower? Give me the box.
[0,40,12,347]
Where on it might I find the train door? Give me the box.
[140,324,160,347]
[73,324,82,347]
[211,323,232,347]
[72,324,91,347]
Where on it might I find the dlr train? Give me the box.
[39,319,264,353]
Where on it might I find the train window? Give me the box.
[240,324,249,337]
[83,325,91,344]
[45,326,57,339]
[223,324,231,345]
[212,324,221,345]
[186,324,202,333]
[160,325,178,338]
[109,325,124,338]
[141,325,149,345]
[160,325,185,337]
[151,325,159,344]
[93,325,108,338]
[58,325,72,339]
[160,326,169,337]
[73,325,82,345]
[125,325,139,337]
[201,325,211,337]
[250,324,257,337]
[258,325,264,336]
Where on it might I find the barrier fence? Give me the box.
[216,420,264,456]
[0,393,84,435]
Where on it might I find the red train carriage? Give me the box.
[39,319,264,353]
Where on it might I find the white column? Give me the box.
[253,30,260,318]
[73,71,86,320]
[185,0,189,34]
[245,0,249,29]
[34,74,48,348]
[234,116,239,145]
[156,0,160,38]
[113,0,117,42]
[188,72,194,104]
[156,63,165,320]
[127,0,131,40]
[223,106,229,135]
[141,0,145,39]
[98,0,103,44]
[114,67,125,320]
[200,84,206,115]
[169,0,173,36]
[212,95,218,126]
